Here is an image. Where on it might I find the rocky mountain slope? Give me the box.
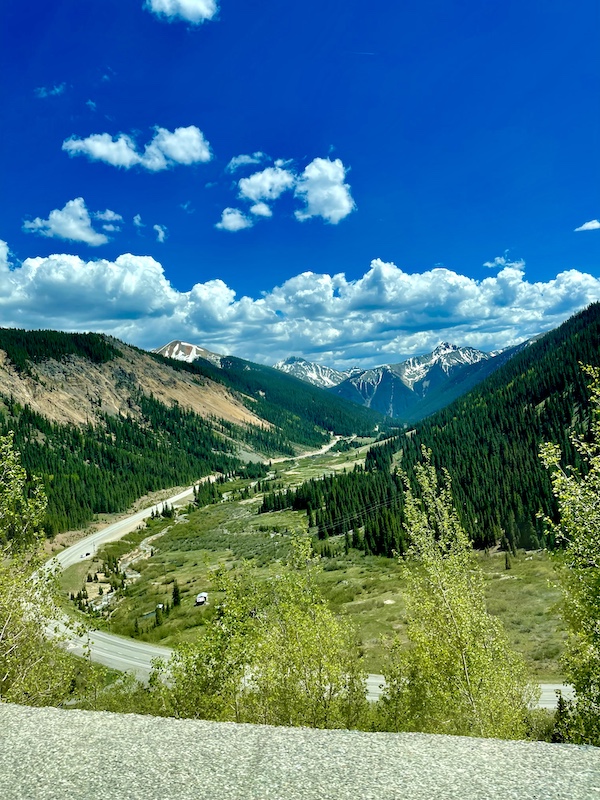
[0,335,260,429]
[329,342,528,421]
[272,356,360,389]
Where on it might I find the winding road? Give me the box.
[50,443,572,709]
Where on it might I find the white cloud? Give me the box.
[226,152,267,172]
[62,133,141,168]
[249,202,272,217]
[62,126,212,171]
[133,214,144,228]
[145,0,218,24]
[95,209,123,222]
[238,166,295,203]
[22,198,114,246]
[483,253,526,269]
[153,224,168,243]
[574,219,600,232]
[2,245,600,370]
[142,126,211,170]
[35,83,66,98]
[86,99,97,111]
[216,208,253,232]
[0,241,10,274]
[221,153,355,227]
[294,158,355,224]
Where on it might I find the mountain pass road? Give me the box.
[49,453,572,709]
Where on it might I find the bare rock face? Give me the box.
[0,341,263,429]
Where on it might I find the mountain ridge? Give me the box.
[0,328,383,534]
[277,341,529,421]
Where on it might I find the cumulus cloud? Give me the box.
[294,157,355,224]
[35,83,66,98]
[215,208,253,232]
[249,202,272,218]
[220,153,355,227]
[145,0,217,24]
[133,214,144,228]
[238,166,295,203]
[22,198,116,246]
[226,152,267,172]
[574,219,600,232]
[95,209,122,222]
[62,126,211,171]
[153,224,168,243]
[2,245,600,370]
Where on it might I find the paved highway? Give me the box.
[51,483,200,571]
[49,452,572,709]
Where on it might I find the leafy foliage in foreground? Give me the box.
[377,452,536,738]
[152,535,369,729]
[0,434,85,704]
[541,365,600,746]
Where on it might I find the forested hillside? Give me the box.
[0,394,241,537]
[0,329,121,374]
[0,329,384,537]
[403,302,600,547]
[269,303,600,552]
[154,352,386,446]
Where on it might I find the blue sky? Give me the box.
[1,0,599,368]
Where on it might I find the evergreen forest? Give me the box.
[262,303,600,553]
[0,329,384,538]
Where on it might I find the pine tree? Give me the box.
[172,581,181,607]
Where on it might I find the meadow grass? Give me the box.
[62,447,566,679]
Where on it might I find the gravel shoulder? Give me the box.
[1,703,598,800]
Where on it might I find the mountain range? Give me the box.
[1,304,597,539]
[273,342,532,421]
[272,357,360,389]
[329,341,532,421]
[157,339,533,422]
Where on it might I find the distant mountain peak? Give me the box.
[153,340,223,367]
[432,341,459,355]
[272,357,355,389]
[327,341,511,420]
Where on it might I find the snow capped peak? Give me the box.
[386,343,490,388]
[153,340,223,367]
[432,342,459,356]
[273,357,355,389]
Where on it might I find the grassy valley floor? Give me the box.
[61,445,566,681]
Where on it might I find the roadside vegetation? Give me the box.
[3,364,600,745]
